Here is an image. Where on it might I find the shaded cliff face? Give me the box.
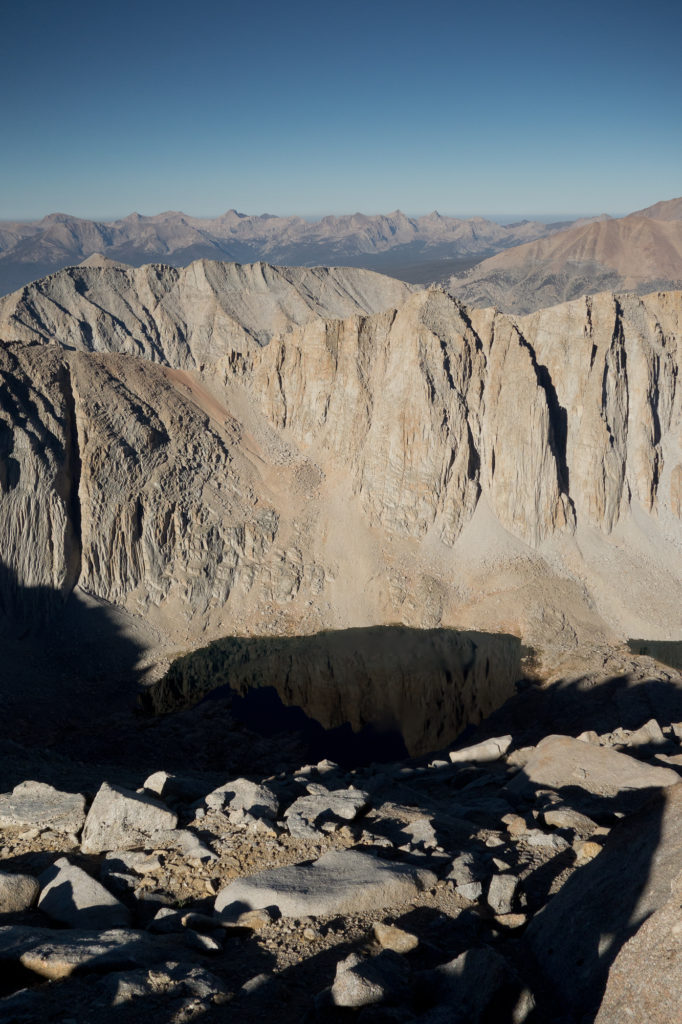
[1,262,682,680]
[143,627,522,757]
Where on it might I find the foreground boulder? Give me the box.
[80,782,178,854]
[215,849,437,918]
[0,781,86,835]
[0,872,39,914]
[594,878,682,1024]
[524,784,682,1018]
[38,858,131,929]
[331,949,408,1008]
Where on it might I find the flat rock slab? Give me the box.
[38,857,131,929]
[80,782,178,854]
[215,849,437,919]
[0,781,86,835]
[506,734,679,814]
[524,784,682,1018]
[0,925,186,980]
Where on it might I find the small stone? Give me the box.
[506,746,535,768]
[401,817,437,851]
[331,950,407,1008]
[577,730,600,744]
[204,778,279,828]
[103,851,163,877]
[284,787,370,839]
[627,719,666,748]
[495,912,528,929]
[220,907,276,932]
[457,881,483,901]
[524,829,570,851]
[575,840,604,864]
[542,808,597,835]
[487,874,518,915]
[181,912,222,933]
[503,813,528,837]
[449,735,512,764]
[241,973,271,995]
[373,921,418,953]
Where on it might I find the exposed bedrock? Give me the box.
[0,264,681,663]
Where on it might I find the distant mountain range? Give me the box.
[446,196,682,313]
[0,209,573,296]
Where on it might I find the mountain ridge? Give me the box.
[446,196,682,313]
[0,208,576,297]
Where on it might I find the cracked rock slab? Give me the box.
[0,781,86,835]
[214,849,437,919]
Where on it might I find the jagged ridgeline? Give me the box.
[1,259,682,690]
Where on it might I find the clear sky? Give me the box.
[2,0,680,220]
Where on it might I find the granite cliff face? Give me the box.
[1,261,682,684]
[0,260,415,365]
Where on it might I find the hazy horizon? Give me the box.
[0,207,627,225]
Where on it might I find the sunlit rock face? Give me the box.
[1,260,682,675]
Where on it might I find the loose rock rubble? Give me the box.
[2,701,682,1023]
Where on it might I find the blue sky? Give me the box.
[2,0,680,220]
